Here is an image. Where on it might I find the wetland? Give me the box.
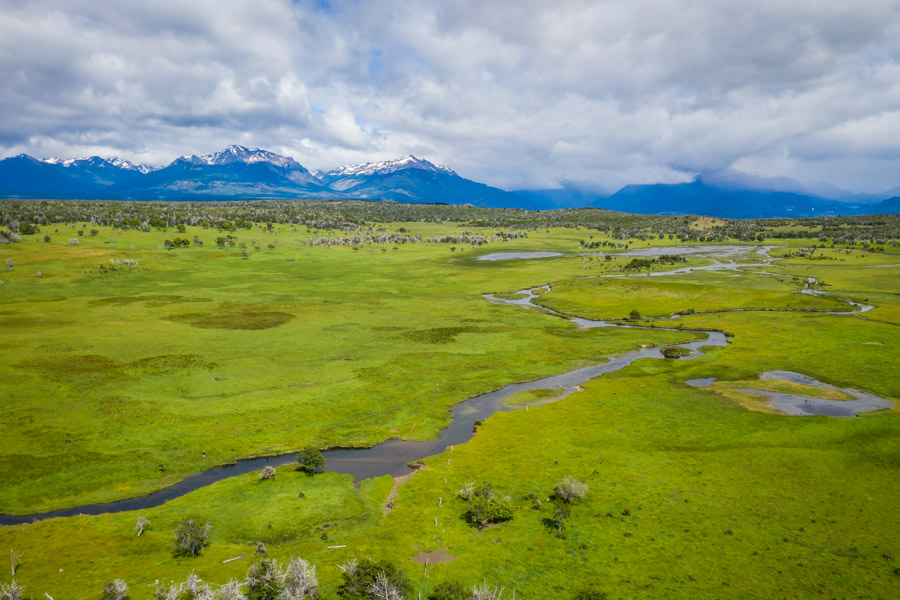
[0,201,897,599]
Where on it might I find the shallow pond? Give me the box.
[476,251,564,261]
[685,371,892,417]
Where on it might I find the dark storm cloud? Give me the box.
[1,0,899,192]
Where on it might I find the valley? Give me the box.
[0,201,898,599]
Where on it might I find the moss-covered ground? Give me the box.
[0,220,897,598]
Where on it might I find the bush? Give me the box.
[661,346,692,359]
[428,581,467,600]
[462,483,514,528]
[100,580,129,600]
[172,519,211,557]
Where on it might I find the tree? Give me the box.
[135,516,150,536]
[259,466,276,480]
[284,557,318,599]
[245,559,284,600]
[472,583,504,600]
[101,579,129,600]
[553,477,588,504]
[173,519,211,557]
[549,497,570,537]
[337,558,410,600]
[214,581,246,600]
[0,581,27,600]
[628,309,641,320]
[296,448,325,474]
[368,572,405,600]
[152,573,209,600]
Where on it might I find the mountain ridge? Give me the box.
[1,145,897,216]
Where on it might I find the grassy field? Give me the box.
[0,212,898,598]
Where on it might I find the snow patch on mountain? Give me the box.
[41,156,153,173]
[326,155,454,177]
[196,145,303,169]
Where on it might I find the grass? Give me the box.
[0,224,702,514]
[534,269,849,321]
[0,222,897,598]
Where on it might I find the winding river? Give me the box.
[0,245,887,526]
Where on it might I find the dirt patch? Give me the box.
[411,548,457,564]
[383,474,412,514]
[168,308,294,330]
[383,464,426,514]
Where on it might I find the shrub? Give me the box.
[661,346,692,359]
[428,581,467,600]
[461,483,514,529]
[100,580,129,600]
[337,558,410,600]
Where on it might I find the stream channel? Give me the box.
[0,245,882,525]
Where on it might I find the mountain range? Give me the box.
[0,145,897,218]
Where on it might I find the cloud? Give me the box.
[0,0,898,192]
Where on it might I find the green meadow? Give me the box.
[0,203,898,599]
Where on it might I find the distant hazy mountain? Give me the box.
[515,174,892,217]
[0,147,897,215]
[0,154,147,196]
[596,178,870,218]
[873,197,900,213]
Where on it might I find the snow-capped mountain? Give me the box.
[108,145,324,198]
[180,145,303,170]
[41,156,153,174]
[325,155,453,178]
[4,144,894,213]
[319,154,524,207]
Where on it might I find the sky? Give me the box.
[2,0,900,194]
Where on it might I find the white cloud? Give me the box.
[0,0,899,192]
